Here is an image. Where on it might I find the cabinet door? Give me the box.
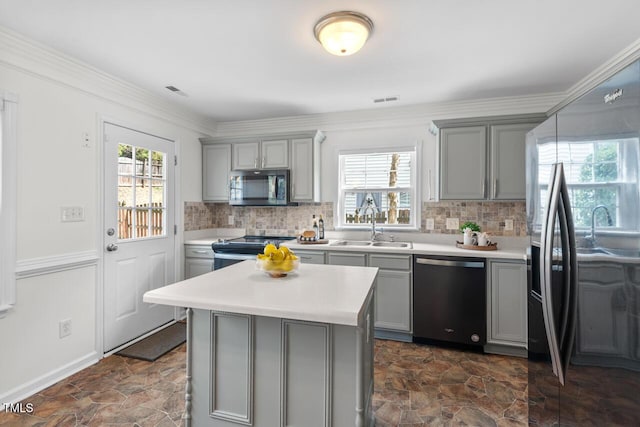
[261,139,289,168]
[490,124,534,200]
[290,137,314,202]
[185,258,213,279]
[295,250,325,264]
[375,270,412,332]
[203,144,231,201]
[328,252,366,266]
[489,261,526,345]
[233,142,260,170]
[576,263,627,356]
[440,126,487,199]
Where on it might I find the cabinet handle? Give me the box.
[254,158,258,168]
[192,250,208,254]
[291,183,295,198]
[262,156,265,168]
[482,180,486,198]
[493,179,498,198]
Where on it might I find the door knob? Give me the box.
[106,243,119,252]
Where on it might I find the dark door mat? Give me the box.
[116,322,186,362]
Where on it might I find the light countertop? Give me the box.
[283,240,527,261]
[185,236,527,261]
[143,261,378,326]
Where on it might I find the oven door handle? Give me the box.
[213,253,256,261]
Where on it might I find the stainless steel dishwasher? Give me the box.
[413,255,486,347]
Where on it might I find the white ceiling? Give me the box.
[1,0,639,122]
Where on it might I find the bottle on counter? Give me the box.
[312,215,318,240]
[318,215,325,240]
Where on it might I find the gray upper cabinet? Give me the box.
[440,126,487,200]
[233,139,288,170]
[201,130,324,202]
[435,114,545,200]
[490,123,533,200]
[202,143,232,202]
[291,137,321,202]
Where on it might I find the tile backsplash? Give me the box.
[184,200,527,237]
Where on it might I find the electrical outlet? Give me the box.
[504,219,514,231]
[59,319,72,338]
[61,206,84,222]
[228,215,235,225]
[426,218,435,230]
[445,218,459,230]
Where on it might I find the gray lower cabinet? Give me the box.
[327,252,367,266]
[294,249,326,264]
[486,260,527,356]
[184,244,214,279]
[369,254,412,341]
[328,252,412,341]
[575,262,627,358]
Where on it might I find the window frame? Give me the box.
[1,92,18,318]
[336,145,420,230]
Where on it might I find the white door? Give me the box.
[103,122,175,352]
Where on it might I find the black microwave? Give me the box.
[229,169,293,206]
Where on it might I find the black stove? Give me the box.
[212,235,296,254]
[211,235,296,270]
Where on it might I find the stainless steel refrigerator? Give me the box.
[526,59,640,426]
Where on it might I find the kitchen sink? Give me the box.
[329,240,372,247]
[370,241,413,248]
[576,247,640,258]
[576,247,609,255]
[328,240,413,249]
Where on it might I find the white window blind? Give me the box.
[338,149,418,229]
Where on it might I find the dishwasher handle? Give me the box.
[415,258,484,268]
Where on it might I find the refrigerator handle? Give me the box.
[559,167,579,385]
[540,163,563,382]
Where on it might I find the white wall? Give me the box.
[0,28,214,401]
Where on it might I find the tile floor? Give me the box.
[1,340,528,426]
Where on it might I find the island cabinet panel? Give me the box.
[210,313,253,424]
[282,321,330,427]
[189,300,374,427]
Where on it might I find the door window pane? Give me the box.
[118,144,166,240]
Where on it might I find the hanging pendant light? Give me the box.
[314,11,373,56]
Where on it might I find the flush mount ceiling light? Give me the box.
[314,11,373,56]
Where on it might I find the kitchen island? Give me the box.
[143,261,378,427]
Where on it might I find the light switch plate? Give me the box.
[504,219,514,231]
[61,206,85,222]
[426,218,435,230]
[228,215,235,225]
[445,218,459,230]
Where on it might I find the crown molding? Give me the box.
[0,25,217,135]
[547,36,640,115]
[214,92,563,137]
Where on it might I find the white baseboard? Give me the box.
[0,351,100,404]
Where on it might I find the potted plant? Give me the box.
[460,221,481,245]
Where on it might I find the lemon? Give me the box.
[271,249,285,262]
[280,246,290,256]
[264,243,278,256]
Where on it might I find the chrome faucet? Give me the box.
[362,198,378,241]
[584,205,613,247]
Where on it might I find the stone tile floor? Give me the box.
[1,339,527,426]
